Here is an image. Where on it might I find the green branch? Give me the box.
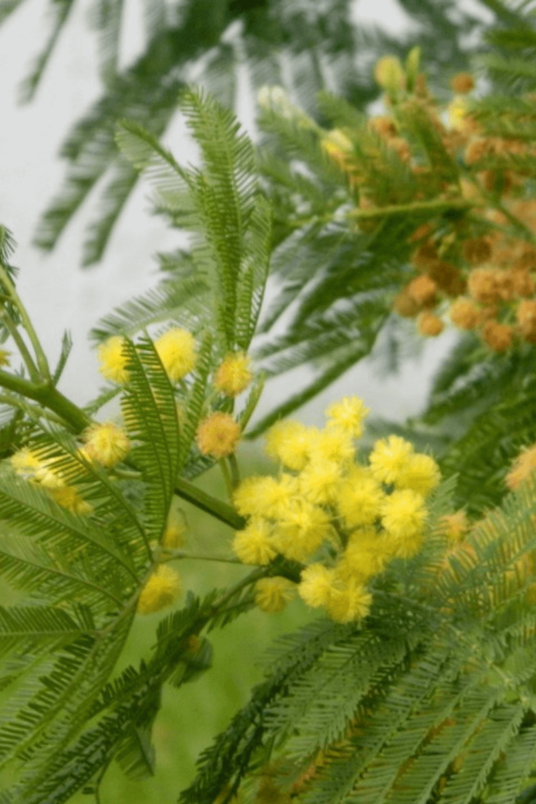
[174,475,246,530]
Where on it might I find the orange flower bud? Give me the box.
[482,320,513,353]
[417,311,444,337]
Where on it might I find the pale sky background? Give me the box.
[0,0,491,426]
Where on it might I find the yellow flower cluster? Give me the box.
[10,447,92,515]
[232,397,440,623]
[81,422,130,468]
[97,328,198,385]
[137,565,182,614]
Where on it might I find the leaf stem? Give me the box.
[174,475,245,530]
[0,308,40,381]
[349,197,475,220]
[0,263,51,380]
[0,369,92,433]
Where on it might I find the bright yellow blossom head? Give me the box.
[325,396,370,438]
[137,565,182,614]
[326,578,372,623]
[83,422,130,468]
[394,453,441,497]
[298,563,335,608]
[275,502,332,561]
[196,412,241,459]
[154,327,197,382]
[309,427,355,465]
[97,336,130,384]
[335,470,385,528]
[381,489,426,557]
[340,529,389,581]
[264,420,317,471]
[233,519,277,565]
[299,459,342,505]
[255,577,295,613]
[214,352,253,397]
[369,435,415,485]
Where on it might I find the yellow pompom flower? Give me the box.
[0,349,10,367]
[275,502,332,561]
[325,396,370,438]
[137,565,182,614]
[335,469,385,527]
[97,336,130,384]
[83,422,130,468]
[299,459,342,505]
[233,475,298,520]
[255,577,295,613]
[50,485,93,515]
[11,448,42,477]
[326,579,372,623]
[214,352,253,397]
[369,435,415,485]
[381,489,427,557]
[394,453,441,497]
[340,529,389,581]
[233,519,277,565]
[154,327,197,382]
[298,563,335,608]
[309,427,355,465]
[196,412,241,458]
[264,420,318,471]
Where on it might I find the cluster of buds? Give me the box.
[232,396,441,623]
[321,49,536,353]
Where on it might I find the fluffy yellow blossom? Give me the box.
[298,563,335,608]
[50,485,93,515]
[299,459,342,505]
[83,422,130,468]
[339,529,389,581]
[394,453,441,497]
[381,489,427,557]
[154,328,197,382]
[162,507,186,548]
[369,435,415,485]
[274,502,332,561]
[308,427,355,465]
[12,449,65,489]
[374,55,404,93]
[214,352,253,397]
[97,336,130,384]
[0,349,10,367]
[325,396,370,437]
[335,469,385,527]
[234,474,299,520]
[326,579,372,623]
[506,444,536,490]
[264,420,317,471]
[255,577,295,613]
[196,412,241,458]
[137,565,182,614]
[233,519,277,565]
[11,448,42,476]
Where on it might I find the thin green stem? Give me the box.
[0,263,51,380]
[228,453,240,489]
[349,197,476,220]
[174,475,246,530]
[0,309,39,381]
[219,457,233,498]
[161,548,241,564]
